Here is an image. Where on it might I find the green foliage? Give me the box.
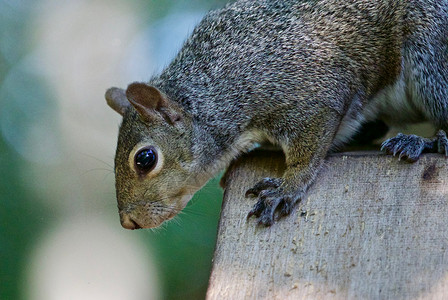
[0,135,52,300]
[143,177,223,299]
[0,2,52,299]
[0,1,226,299]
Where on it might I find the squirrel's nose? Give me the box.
[120,214,142,230]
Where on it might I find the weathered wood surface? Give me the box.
[207,151,448,300]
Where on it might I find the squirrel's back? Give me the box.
[152,0,406,116]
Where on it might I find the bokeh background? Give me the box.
[0,0,229,299]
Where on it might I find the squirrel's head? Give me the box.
[106,83,198,229]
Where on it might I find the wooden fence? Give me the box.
[207,151,448,299]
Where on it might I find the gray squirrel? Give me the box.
[105,0,448,229]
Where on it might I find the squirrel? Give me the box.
[105,0,448,229]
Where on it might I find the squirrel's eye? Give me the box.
[134,147,157,173]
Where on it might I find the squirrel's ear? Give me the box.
[105,87,130,116]
[126,82,182,125]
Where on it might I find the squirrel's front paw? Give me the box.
[246,178,300,226]
[381,133,429,162]
[245,177,283,197]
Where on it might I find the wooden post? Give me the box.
[207,150,448,299]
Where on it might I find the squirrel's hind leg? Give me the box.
[436,130,448,155]
[381,130,448,162]
[381,133,434,162]
[381,12,448,162]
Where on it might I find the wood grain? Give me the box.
[207,150,448,300]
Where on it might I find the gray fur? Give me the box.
[107,0,448,228]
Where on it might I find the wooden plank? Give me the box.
[207,150,448,299]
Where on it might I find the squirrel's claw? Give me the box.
[246,178,297,226]
[381,133,428,162]
[246,196,266,219]
[247,190,285,226]
[245,177,283,198]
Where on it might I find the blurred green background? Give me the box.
[0,0,230,299]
